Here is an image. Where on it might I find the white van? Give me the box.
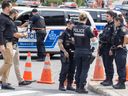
[13,6,97,56]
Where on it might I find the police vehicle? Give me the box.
[13,6,97,56]
[79,8,125,32]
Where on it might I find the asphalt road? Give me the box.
[0,55,101,96]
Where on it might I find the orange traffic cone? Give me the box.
[23,52,32,81]
[92,56,105,81]
[37,53,54,84]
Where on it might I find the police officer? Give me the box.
[99,11,115,86]
[30,9,46,61]
[58,20,75,91]
[110,16,127,89]
[73,13,96,93]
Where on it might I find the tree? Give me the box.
[75,0,84,6]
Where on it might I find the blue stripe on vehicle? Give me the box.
[96,25,105,31]
[18,30,64,49]
[44,30,64,48]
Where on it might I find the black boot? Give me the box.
[75,84,79,92]
[67,83,75,91]
[59,83,66,91]
[76,85,88,94]
[113,82,126,89]
[100,79,113,86]
[1,83,15,90]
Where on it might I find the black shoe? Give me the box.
[100,80,113,86]
[1,84,15,90]
[76,88,88,93]
[113,82,126,89]
[67,86,75,91]
[0,81,11,85]
[19,81,32,86]
[59,86,66,91]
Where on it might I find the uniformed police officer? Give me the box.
[30,9,46,61]
[58,21,75,91]
[110,16,127,89]
[99,11,115,86]
[73,13,97,93]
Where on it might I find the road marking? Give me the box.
[0,90,38,96]
[45,94,75,96]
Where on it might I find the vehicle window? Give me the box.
[99,12,107,22]
[83,10,107,23]
[39,11,65,26]
[17,11,31,24]
[66,11,80,23]
[121,9,128,18]
[66,11,91,25]
[87,11,99,22]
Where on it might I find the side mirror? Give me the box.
[14,20,22,26]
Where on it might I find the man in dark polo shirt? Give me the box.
[0,1,15,90]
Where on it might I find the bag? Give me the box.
[124,34,128,44]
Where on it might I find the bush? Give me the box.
[43,0,63,6]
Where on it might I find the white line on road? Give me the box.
[45,94,75,96]
[0,90,38,96]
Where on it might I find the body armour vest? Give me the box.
[73,23,91,49]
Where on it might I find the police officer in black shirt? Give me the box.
[110,16,127,89]
[73,13,96,93]
[99,11,115,86]
[30,9,46,61]
[58,20,75,91]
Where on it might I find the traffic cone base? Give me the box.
[91,56,105,81]
[37,69,54,84]
[37,53,54,84]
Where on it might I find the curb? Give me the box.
[88,81,124,96]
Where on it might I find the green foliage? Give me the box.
[43,0,63,6]
[76,0,84,6]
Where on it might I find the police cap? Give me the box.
[32,8,38,12]
[66,20,74,24]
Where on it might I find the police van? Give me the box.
[79,8,125,32]
[13,6,97,56]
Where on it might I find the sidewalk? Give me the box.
[88,81,128,96]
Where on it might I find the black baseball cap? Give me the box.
[32,8,38,12]
[66,20,74,24]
